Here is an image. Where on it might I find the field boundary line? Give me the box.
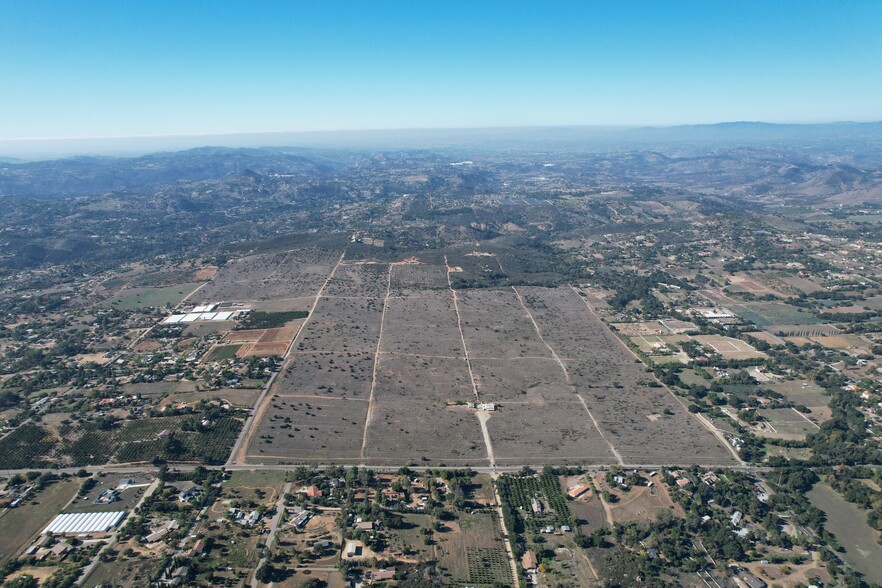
[568,285,744,466]
[445,255,495,468]
[359,262,395,461]
[791,407,822,429]
[231,242,349,466]
[272,393,369,401]
[515,286,624,465]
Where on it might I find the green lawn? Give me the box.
[105,283,202,309]
[732,302,821,326]
[808,483,882,584]
[205,344,241,361]
[0,478,79,563]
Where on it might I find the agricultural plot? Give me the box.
[296,296,384,353]
[725,274,784,297]
[381,291,464,357]
[389,261,449,295]
[183,319,236,337]
[227,324,301,357]
[248,396,368,462]
[204,344,241,361]
[0,478,79,564]
[690,335,766,360]
[810,334,871,353]
[112,416,242,464]
[470,357,575,403]
[497,471,572,531]
[744,330,786,346]
[193,247,340,302]
[808,483,882,585]
[457,288,552,359]
[769,380,830,409]
[373,353,475,403]
[768,324,842,337]
[361,401,488,465]
[755,408,820,440]
[0,424,57,468]
[238,311,308,330]
[276,351,374,399]
[163,387,260,408]
[323,262,390,298]
[519,287,738,465]
[434,511,513,586]
[731,302,821,326]
[246,279,736,466]
[778,274,824,294]
[0,416,244,468]
[486,402,616,464]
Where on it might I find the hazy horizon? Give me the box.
[2,1,881,152]
[3,119,882,161]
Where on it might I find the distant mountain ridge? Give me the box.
[0,147,328,197]
[1,123,881,200]
[3,120,882,161]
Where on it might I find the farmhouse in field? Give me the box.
[522,550,539,570]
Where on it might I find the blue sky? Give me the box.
[1,0,881,140]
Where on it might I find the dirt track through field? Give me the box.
[569,285,744,466]
[446,255,496,467]
[359,262,395,460]
[513,286,625,466]
[232,243,349,466]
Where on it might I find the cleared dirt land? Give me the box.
[515,287,737,465]
[193,247,341,303]
[245,269,737,466]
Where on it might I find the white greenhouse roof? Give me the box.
[43,511,126,535]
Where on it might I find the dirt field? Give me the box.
[690,335,766,359]
[193,247,341,303]
[275,351,374,399]
[611,321,671,336]
[744,330,786,345]
[486,401,616,464]
[322,262,390,298]
[390,262,450,295]
[246,279,738,466]
[381,291,464,356]
[458,289,554,359]
[521,287,737,465]
[810,334,871,352]
[374,353,474,403]
[296,296,384,353]
[592,474,684,524]
[471,357,574,403]
[361,401,488,465]
[248,395,369,463]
